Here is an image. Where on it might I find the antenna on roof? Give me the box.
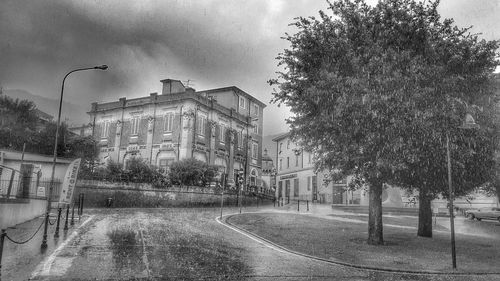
[183,79,195,88]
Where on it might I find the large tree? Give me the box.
[0,93,39,149]
[270,0,499,244]
[381,0,499,237]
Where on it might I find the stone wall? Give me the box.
[0,198,47,229]
[75,182,270,208]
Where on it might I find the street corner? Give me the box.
[29,215,95,280]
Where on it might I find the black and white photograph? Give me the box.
[1,0,500,280]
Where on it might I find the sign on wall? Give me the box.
[37,186,46,197]
[280,173,297,180]
[59,158,81,204]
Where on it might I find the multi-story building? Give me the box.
[274,132,500,208]
[273,132,345,204]
[88,79,266,187]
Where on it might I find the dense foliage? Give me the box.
[89,158,169,188]
[0,93,39,149]
[270,0,499,243]
[169,158,218,187]
[0,93,99,175]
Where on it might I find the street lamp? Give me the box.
[41,65,108,249]
[446,112,479,269]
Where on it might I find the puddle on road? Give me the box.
[107,227,146,275]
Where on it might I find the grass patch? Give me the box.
[228,213,500,273]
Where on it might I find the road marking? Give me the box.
[138,221,151,278]
[215,214,288,254]
[31,215,94,279]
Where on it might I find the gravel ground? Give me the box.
[227,212,500,273]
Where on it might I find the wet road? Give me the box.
[27,207,500,281]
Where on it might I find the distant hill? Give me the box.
[2,89,89,126]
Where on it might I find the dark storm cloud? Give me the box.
[0,0,498,133]
[0,0,323,124]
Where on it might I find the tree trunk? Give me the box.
[368,181,384,245]
[496,185,500,206]
[417,190,433,238]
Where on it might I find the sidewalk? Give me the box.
[1,211,89,281]
[268,202,497,238]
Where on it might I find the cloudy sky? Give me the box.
[1,0,499,135]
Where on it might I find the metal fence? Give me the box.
[0,177,61,201]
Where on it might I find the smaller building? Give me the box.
[273,133,345,204]
[0,150,74,229]
[68,123,93,137]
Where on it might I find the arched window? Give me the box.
[250,169,257,186]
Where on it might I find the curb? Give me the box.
[218,213,500,276]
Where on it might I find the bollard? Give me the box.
[54,207,62,238]
[70,203,75,226]
[0,229,5,278]
[307,200,309,211]
[78,194,84,218]
[64,204,70,231]
[219,188,224,220]
[297,200,300,212]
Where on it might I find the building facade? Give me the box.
[88,79,266,188]
[273,133,345,203]
[273,133,499,208]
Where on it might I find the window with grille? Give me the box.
[239,96,246,109]
[252,142,258,158]
[100,121,109,138]
[252,122,258,134]
[219,125,225,143]
[238,131,243,148]
[252,104,259,115]
[164,113,174,132]
[196,116,206,136]
[131,117,140,135]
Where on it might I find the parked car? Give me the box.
[465,207,500,222]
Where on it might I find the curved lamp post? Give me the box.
[41,65,108,249]
[446,113,479,269]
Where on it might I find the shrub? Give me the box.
[169,158,218,187]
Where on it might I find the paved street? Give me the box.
[3,206,490,281]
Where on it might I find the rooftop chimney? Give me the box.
[160,79,186,95]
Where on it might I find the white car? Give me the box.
[465,207,500,222]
